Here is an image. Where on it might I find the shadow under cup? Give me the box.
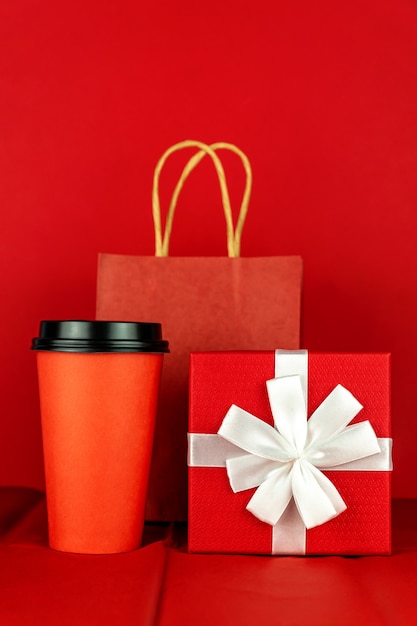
[31,320,169,554]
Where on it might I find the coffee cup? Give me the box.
[31,320,169,554]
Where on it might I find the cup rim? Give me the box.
[31,320,170,353]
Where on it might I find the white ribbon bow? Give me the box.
[218,376,381,529]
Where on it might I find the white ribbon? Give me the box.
[188,350,392,554]
[219,380,380,529]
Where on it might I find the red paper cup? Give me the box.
[32,321,169,554]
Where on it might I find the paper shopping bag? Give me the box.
[96,140,302,521]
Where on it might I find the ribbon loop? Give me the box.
[219,404,294,462]
[246,465,293,526]
[292,460,347,529]
[266,376,307,454]
[306,421,381,468]
[226,455,285,493]
[305,384,364,448]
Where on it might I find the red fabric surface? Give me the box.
[189,352,391,555]
[0,489,168,626]
[1,489,416,625]
[159,511,417,626]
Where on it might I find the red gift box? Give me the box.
[188,350,392,555]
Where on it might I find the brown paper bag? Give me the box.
[96,140,302,521]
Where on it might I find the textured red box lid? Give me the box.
[188,352,391,555]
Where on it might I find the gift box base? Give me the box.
[188,351,391,556]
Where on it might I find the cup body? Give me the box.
[32,321,168,554]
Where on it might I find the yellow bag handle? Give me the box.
[152,140,252,258]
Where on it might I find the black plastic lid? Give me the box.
[31,321,169,353]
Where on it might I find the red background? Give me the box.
[1,0,416,498]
